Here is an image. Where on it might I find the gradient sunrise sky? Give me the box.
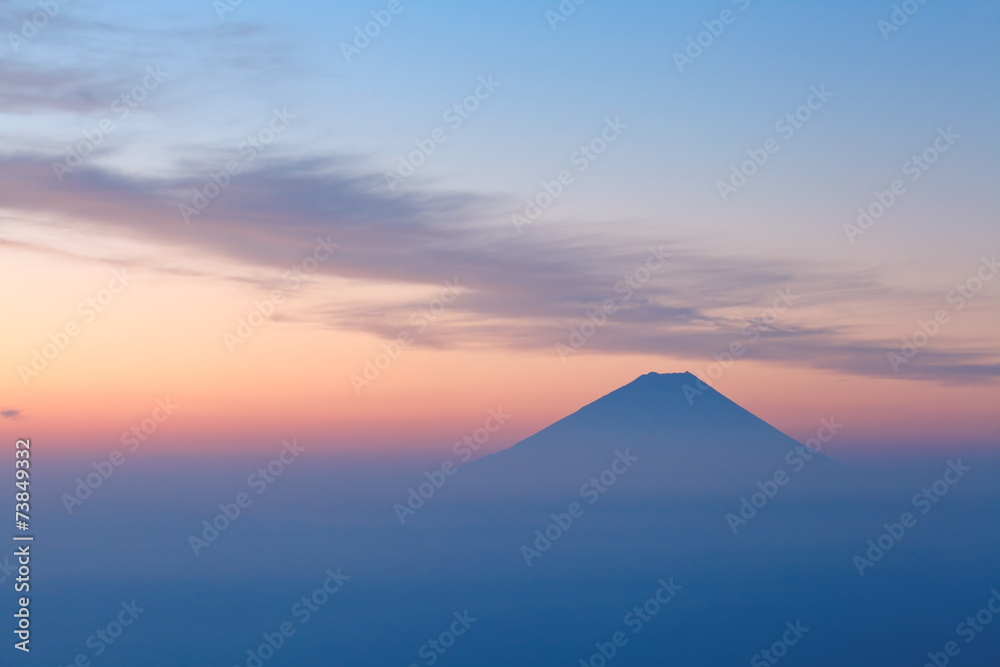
[1,0,997,457]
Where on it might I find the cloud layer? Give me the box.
[2,151,997,385]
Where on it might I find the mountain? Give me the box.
[495,371,814,455]
[458,371,840,498]
[376,373,993,665]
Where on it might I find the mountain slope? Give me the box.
[458,371,840,497]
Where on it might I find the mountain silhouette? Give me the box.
[359,372,993,666]
[459,371,840,498]
[391,373,868,665]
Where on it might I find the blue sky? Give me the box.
[1,0,998,450]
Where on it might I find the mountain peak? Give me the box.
[463,371,837,496]
[490,370,811,461]
[597,370,718,407]
[631,370,699,385]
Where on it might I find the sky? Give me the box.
[1,0,998,457]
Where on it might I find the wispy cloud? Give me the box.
[0,4,995,387]
[0,3,292,116]
[1,151,997,385]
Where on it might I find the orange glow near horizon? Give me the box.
[2,241,998,459]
